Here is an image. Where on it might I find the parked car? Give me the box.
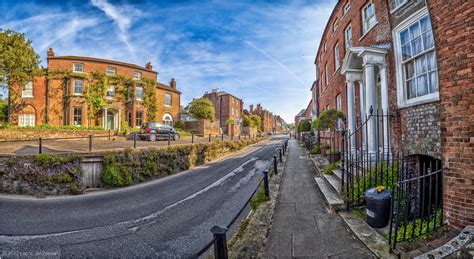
[138,122,180,141]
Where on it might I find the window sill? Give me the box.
[21,95,33,98]
[106,97,115,100]
[164,105,172,108]
[73,94,83,96]
[398,93,440,108]
[359,22,378,41]
[135,99,143,102]
[73,71,84,74]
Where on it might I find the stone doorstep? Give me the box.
[323,173,342,195]
[332,168,343,181]
[339,211,396,259]
[314,177,345,212]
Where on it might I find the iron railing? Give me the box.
[195,139,289,259]
[339,107,444,251]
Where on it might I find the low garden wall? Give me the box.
[0,139,261,196]
[0,128,108,140]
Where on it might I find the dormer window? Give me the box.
[106,67,116,75]
[133,71,142,80]
[73,63,84,73]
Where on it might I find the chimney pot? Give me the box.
[145,62,153,70]
[170,78,176,88]
[47,48,54,58]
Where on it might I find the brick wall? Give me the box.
[427,0,474,229]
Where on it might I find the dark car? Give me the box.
[138,122,180,141]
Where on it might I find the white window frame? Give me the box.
[343,2,351,15]
[22,81,33,98]
[393,7,439,108]
[325,63,329,87]
[334,43,340,71]
[133,71,142,80]
[163,113,173,125]
[345,24,353,48]
[391,0,408,12]
[333,19,339,33]
[106,67,116,75]
[164,93,172,107]
[135,86,143,101]
[73,63,84,73]
[106,85,115,99]
[73,79,83,95]
[362,1,377,35]
[19,114,35,127]
[135,111,143,127]
[73,107,82,126]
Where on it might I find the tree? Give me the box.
[0,29,40,85]
[298,120,311,132]
[188,98,215,121]
[242,114,253,127]
[250,115,262,129]
[312,109,345,131]
[225,118,236,125]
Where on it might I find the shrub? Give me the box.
[310,145,321,155]
[324,161,340,175]
[189,98,215,121]
[298,120,311,132]
[312,109,345,131]
[174,121,185,130]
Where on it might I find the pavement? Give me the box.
[264,139,375,258]
[0,136,286,257]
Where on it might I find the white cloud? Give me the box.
[90,0,142,53]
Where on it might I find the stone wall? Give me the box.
[0,128,108,140]
[400,102,441,158]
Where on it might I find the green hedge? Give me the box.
[102,139,259,187]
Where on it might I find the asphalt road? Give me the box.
[0,136,288,257]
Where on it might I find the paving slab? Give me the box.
[264,139,373,258]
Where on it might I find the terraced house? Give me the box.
[9,48,181,130]
[312,0,472,236]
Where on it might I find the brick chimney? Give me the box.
[47,48,54,58]
[170,78,176,88]
[145,62,153,70]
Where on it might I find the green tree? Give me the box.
[298,120,311,132]
[188,98,215,121]
[312,109,345,131]
[0,29,40,85]
[242,114,253,127]
[250,115,261,129]
[225,118,236,125]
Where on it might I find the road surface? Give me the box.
[0,136,287,257]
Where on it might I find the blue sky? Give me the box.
[0,0,335,122]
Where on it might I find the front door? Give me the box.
[107,111,115,129]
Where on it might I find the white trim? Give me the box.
[390,0,409,14]
[73,63,84,73]
[392,7,439,108]
[361,1,377,35]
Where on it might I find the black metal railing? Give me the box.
[195,139,289,259]
[0,132,262,154]
[339,107,444,251]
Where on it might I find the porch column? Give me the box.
[379,64,390,154]
[358,81,367,150]
[364,63,377,158]
[346,80,356,153]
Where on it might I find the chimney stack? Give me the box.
[145,62,153,70]
[47,48,54,58]
[249,105,254,113]
[170,78,176,88]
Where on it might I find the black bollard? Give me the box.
[273,155,278,175]
[210,226,228,259]
[263,170,270,197]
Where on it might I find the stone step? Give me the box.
[323,173,342,194]
[314,177,345,211]
[332,168,343,181]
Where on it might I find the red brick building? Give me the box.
[247,104,284,133]
[312,0,472,230]
[9,48,181,130]
[203,89,243,135]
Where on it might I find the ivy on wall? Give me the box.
[46,69,159,122]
